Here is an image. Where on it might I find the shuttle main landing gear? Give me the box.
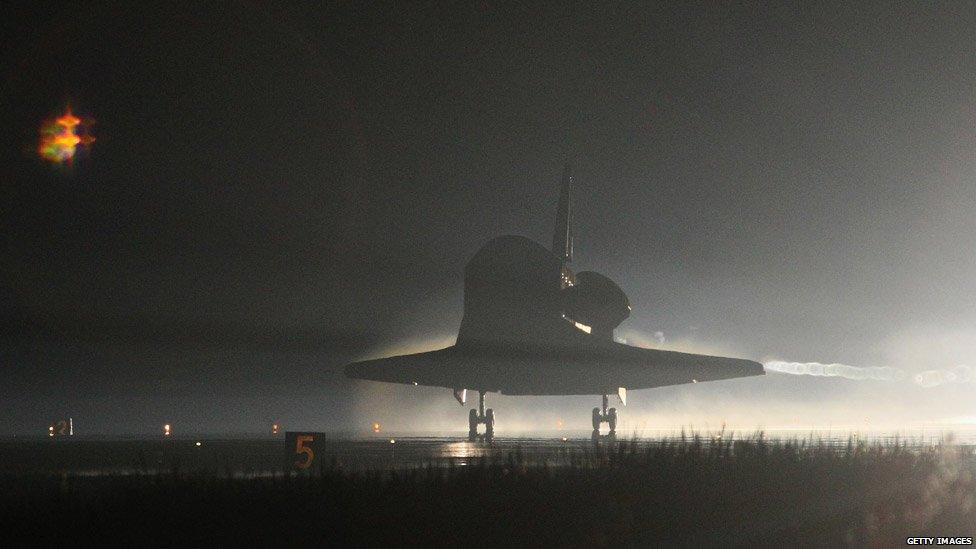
[468,390,494,443]
[591,394,617,442]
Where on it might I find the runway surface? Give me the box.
[3,428,975,476]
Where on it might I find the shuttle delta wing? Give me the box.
[575,342,765,391]
[343,342,763,396]
[343,165,766,404]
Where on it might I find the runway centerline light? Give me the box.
[195,441,201,447]
[390,439,396,444]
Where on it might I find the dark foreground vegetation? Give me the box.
[2,436,974,547]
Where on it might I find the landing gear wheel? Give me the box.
[463,390,495,444]
[591,395,620,442]
[468,409,478,441]
[484,409,495,443]
[591,429,600,443]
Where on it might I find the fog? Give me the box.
[2,2,974,436]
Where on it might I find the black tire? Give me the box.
[608,408,617,431]
[485,409,495,443]
[468,409,478,441]
[591,429,600,444]
[592,407,602,430]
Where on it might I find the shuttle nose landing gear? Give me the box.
[467,390,495,443]
[591,394,617,442]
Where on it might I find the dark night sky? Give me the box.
[2,1,975,435]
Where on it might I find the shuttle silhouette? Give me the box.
[345,166,763,440]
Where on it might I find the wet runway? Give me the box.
[3,428,975,476]
[297,428,976,471]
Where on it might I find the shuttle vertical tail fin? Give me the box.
[552,165,573,263]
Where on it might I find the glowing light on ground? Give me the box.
[38,106,93,163]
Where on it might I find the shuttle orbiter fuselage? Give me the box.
[344,166,763,438]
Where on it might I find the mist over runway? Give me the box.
[4,2,976,545]
[2,2,975,437]
[5,430,976,477]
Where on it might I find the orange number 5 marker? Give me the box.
[295,435,314,469]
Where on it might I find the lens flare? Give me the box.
[38,106,93,163]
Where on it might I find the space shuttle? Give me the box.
[345,166,763,441]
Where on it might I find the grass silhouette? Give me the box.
[1,432,973,545]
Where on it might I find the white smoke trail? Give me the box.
[628,327,973,387]
[763,361,902,381]
[765,361,976,387]
[913,365,974,388]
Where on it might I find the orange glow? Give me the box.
[372,422,381,433]
[56,111,81,127]
[38,106,93,163]
[163,423,171,436]
[272,423,280,435]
